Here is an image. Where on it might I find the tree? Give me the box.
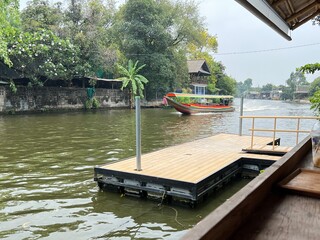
[114,0,174,99]
[213,62,236,95]
[298,63,320,74]
[113,0,206,99]
[64,0,118,78]
[21,0,64,36]
[285,71,307,100]
[7,29,87,86]
[0,0,20,66]
[236,78,253,97]
[310,90,320,116]
[261,83,274,92]
[298,61,320,114]
[117,59,148,108]
[309,77,320,96]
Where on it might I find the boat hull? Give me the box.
[165,97,235,114]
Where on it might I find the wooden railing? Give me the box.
[240,116,320,150]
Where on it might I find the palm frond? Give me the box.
[131,79,137,95]
[136,75,149,83]
[117,59,148,100]
[117,64,130,77]
[120,78,130,90]
[135,63,146,73]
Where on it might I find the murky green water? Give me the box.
[0,99,314,239]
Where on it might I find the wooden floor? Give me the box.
[98,133,281,183]
[181,136,320,239]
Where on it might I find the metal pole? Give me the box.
[135,96,142,171]
[239,96,244,136]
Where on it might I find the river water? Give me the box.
[0,99,315,239]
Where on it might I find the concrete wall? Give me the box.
[0,86,129,113]
[0,87,5,112]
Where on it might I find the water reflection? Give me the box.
[0,99,314,239]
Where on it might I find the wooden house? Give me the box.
[187,60,211,95]
[294,85,310,100]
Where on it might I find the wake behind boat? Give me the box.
[165,92,235,114]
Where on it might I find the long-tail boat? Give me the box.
[165,92,235,114]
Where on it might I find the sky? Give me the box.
[199,0,320,87]
[20,0,320,87]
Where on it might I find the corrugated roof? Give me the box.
[86,76,123,82]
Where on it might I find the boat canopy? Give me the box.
[166,92,234,99]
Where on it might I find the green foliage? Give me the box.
[261,83,274,92]
[85,97,100,109]
[21,0,63,35]
[285,71,308,100]
[20,0,117,80]
[115,0,172,99]
[237,78,253,97]
[175,97,193,104]
[7,29,87,85]
[169,0,206,46]
[9,79,17,93]
[117,60,148,108]
[92,98,100,108]
[297,62,320,114]
[309,77,320,96]
[1,0,238,101]
[213,62,236,95]
[0,0,20,66]
[310,89,320,116]
[297,63,320,74]
[66,0,117,77]
[114,0,207,99]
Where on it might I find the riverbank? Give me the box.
[0,86,164,114]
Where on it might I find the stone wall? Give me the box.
[0,86,129,113]
[0,87,5,112]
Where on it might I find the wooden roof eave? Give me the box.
[235,0,292,40]
[291,9,320,30]
[236,0,320,40]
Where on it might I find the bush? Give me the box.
[85,97,100,109]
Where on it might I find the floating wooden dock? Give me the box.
[94,133,287,204]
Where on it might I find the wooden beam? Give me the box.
[286,0,294,15]
[285,1,319,22]
[292,9,320,29]
[272,0,287,8]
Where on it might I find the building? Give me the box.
[187,60,211,95]
[294,84,310,99]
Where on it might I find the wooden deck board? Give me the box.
[242,144,293,155]
[99,134,282,183]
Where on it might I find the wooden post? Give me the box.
[273,117,277,150]
[250,117,255,149]
[239,97,244,136]
[296,118,300,145]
